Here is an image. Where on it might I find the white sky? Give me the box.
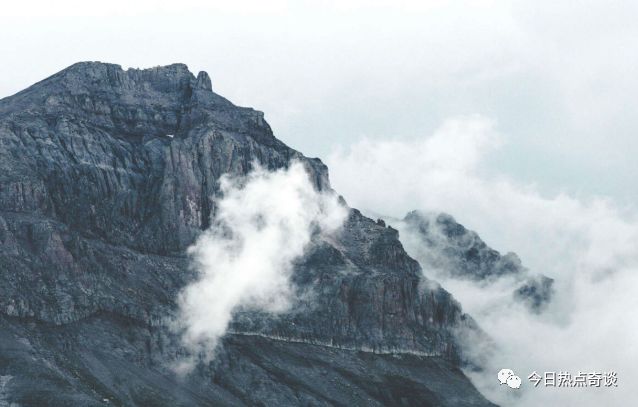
[1,0,636,204]
[2,2,637,405]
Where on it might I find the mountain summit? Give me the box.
[0,63,495,406]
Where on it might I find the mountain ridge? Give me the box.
[398,210,554,312]
[0,62,496,406]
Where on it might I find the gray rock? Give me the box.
[514,275,555,313]
[401,211,554,311]
[402,211,524,280]
[0,62,496,406]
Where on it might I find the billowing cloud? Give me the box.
[173,161,346,372]
[327,116,638,406]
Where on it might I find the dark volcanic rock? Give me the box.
[0,62,495,406]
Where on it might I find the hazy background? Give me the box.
[1,0,637,205]
[327,115,638,405]
[2,1,637,405]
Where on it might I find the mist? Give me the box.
[327,116,638,405]
[173,161,347,371]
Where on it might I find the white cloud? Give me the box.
[327,116,638,406]
[173,161,346,372]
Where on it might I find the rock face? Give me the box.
[514,275,554,312]
[400,211,554,312]
[401,212,524,281]
[0,62,495,406]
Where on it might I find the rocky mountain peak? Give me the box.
[195,70,213,91]
[0,62,238,143]
[0,63,496,406]
[0,62,329,253]
[43,61,199,94]
[403,210,524,280]
[400,210,554,312]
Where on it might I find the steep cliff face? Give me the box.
[231,210,474,361]
[0,62,329,255]
[0,63,495,406]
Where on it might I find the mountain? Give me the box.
[0,62,495,406]
[399,211,554,312]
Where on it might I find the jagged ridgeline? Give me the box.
[400,211,554,312]
[0,63,496,406]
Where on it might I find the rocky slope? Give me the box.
[398,211,554,312]
[0,62,495,406]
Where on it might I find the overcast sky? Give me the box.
[1,0,636,205]
[3,3,637,404]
